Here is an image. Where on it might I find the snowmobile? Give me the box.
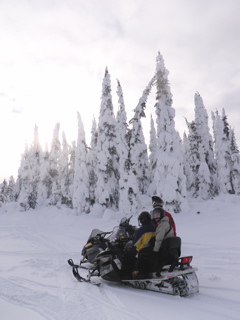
[68,221,199,297]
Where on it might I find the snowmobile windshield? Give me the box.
[107,226,129,242]
[87,229,105,242]
[120,217,128,226]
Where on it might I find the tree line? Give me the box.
[1,52,240,213]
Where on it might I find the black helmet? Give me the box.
[138,211,151,225]
[151,207,165,222]
[152,196,163,208]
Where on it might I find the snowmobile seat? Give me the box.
[157,236,181,274]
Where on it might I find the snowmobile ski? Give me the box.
[68,259,80,268]
[68,258,92,270]
[68,259,101,286]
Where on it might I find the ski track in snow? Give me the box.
[1,203,240,320]
[0,234,142,319]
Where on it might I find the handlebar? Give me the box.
[96,231,112,239]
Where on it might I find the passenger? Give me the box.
[151,196,177,236]
[152,207,181,275]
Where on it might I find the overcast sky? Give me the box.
[1,0,240,181]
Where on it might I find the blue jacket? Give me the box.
[133,222,156,252]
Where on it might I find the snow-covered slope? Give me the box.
[0,194,240,320]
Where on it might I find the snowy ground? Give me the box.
[0,194,240,320]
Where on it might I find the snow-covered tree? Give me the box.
[28,125,42,208]
[38,147,51,205]
[147,114,158,195]
[47,123,62,206]
[16,125,43,209]
[212,110,232,193]
[116,80,138,215]
[0,179,8,204]
[95,68,120,210]
[129,76,154,195]
[229,129,240,194]
[0,176,16,204]
[87,117,98,207]
[152,52,187,212]
[222,110,240,194]
[194,92,216,198]
[212,109,240,194]
[184,93,217,200]
[184,120,199,191]
[72,112,90,214]
[59,131,73,208]
[6,176,16,202]
[182,132,193,191]
[68,141,76,198]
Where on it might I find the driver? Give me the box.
[132,211,156,279]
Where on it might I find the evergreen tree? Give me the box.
[184,119,199,192]
[28,125,42,209]
[15,144,31,210]
[229,128,240,194]
[182,132,193,191]
[72,112,90,214]
[194,92,216,198]
[46,123,62,205]
[16,125,42,209]
[88,116,98,207]
[147,114,158,195]
[0,179,8,205]
[116,80,138,215]
[60,131,73,208]
[212,109,240,194]
[212,110,232,193]
[68,141,76,197]
[38,147,51,204]
[0,177,16,204]
[153,52,187,212]
[95,68,119,209]
[185,117,213,199]
[129,76,154,195]
[7,176,16,202]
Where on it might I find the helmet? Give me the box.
[151,207,165,222]
[138,211,151,225]
[152,196,163,208]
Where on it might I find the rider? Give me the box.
[152,207,174,252]
[151,196,177,236]
[132,211,156,279]
[152,207,180,275]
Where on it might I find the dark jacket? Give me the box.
[133,222,156,252]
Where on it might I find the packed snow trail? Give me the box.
[0,196,240,320]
